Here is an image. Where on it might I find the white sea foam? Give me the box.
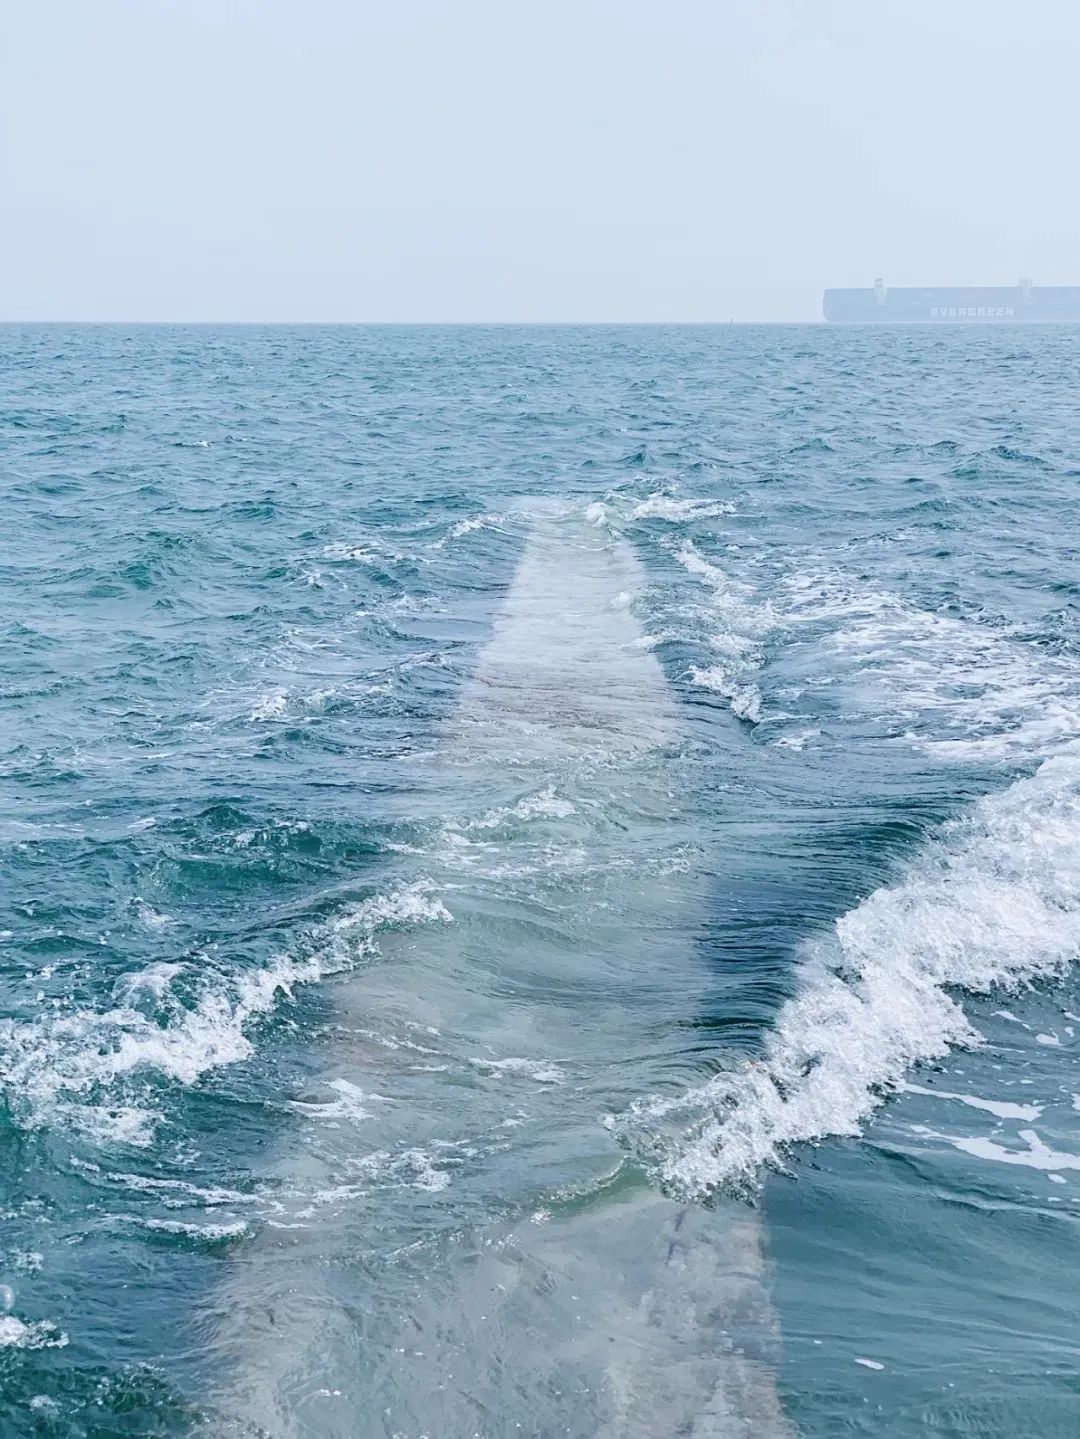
[396,1149,451,1192]
[329,885,451,936]
[781,571,1080,761]
[617,756,1080,1197]
[0,884,450,1145]
[469,1056,566,1084]
[513,788,576,820]
[430,514,507,549]
[450,515,488,539]
[630,494,736,522]
[68,1105,161,1148]
[248,691,287,721]
[349,1025,441,1057]
[673,541,774,724]
[113,962,182,1006]
[135,1217,250,1239]
[942,1128,1080,1173]
[133,900,172,931]
[321,540,407,565]
[462,787,576,833]
[96,1171,263,1209]
[689,665,763,723]
[898,1082,1042,1121]
[340,1147,453,1194]
[772,728,822,751]
[0,1316,67,1350]
[288,1078,381,1124]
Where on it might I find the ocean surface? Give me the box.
[2,323,1079,1438]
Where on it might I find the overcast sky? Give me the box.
[2,0,1078,322]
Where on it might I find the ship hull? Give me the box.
[823,286,1080,324]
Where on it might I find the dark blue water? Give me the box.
[3,324,1080,1437]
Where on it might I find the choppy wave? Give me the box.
[429,513,512,548]
[617,755,1080,1197]
[0,884,450,1145]
[630,493,737,522]
[134,1217,250,1241]
[673,541,774,722]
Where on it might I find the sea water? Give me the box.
[2,323,1079,1436]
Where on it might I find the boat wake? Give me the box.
[616,754,1080,1197]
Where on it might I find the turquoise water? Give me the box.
[2,324,1080,1437]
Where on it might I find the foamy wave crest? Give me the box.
[689,665,763,723]
[135,1217,250,1240]
[615,757,1080,1197]
[288,1077,380,1124]
[0,885,450,1145]
[0,1316,68,1350]
[458,786,576,834]
[675,541,773,723]
[631,493,736,522]
[429,513,509,549]
[320,538,410,565]
[468,1055,565,1084]
[248,691,288,722]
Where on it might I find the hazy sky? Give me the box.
[3,0,1079,322]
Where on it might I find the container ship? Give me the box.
[823,278,1080,323]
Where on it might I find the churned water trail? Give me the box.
[4,323,1080,1436]
[203,504,790,1437]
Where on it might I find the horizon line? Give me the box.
[0,317,825,328]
